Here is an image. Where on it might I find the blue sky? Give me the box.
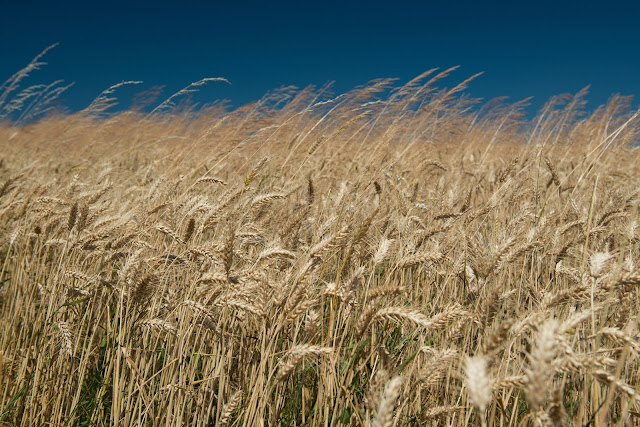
[2,0,639,115]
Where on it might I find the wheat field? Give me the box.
[1,69,640,426]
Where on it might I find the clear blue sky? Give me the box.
[2,0,639,115]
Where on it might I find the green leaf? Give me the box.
[339,407,351,424]
[61,297,90,308]
[0,384,26,421]
[393,348,420,375]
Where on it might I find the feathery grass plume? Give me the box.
[155,223,184,244]
[367,285,406,301]
[485,237,518,274]
[558,219,584,235]
[304,308,320,335]
[543,283,590,307]
[307,140,327,160]
[307,174,315,205]
[85,184,112,205]
[65,269,91,283]
[250,192,286,209]
[525,319,558,413]
[553,261,581,283]
[287,133,299,150]
[308,226,351,259]
[286,296,318,324]
[223,223,236,277]
[217,298,264,317]
[218,389,243,426]
[56,321,74,359]
[67,201,78,231]
[365,369,388,413]
[373,306,432,326]
[133,274,159,305]
[181,299,216,322]
[148,201,171,215]
[481,319,514,355]
[397,250,443,269]
[356,303,379,338]
[344,265,366,292]
[481,290,502,329]
[460,186,474,212]
[605,270,640,293]
[464,356,492,426]
[256,247,296,263]
[196,271,228,285]
[589,251,612,279]
[183,217,196,243]
[623,255,635,273]
[371,303,469,334]
[83,80,142,115]
[146,77,230,118]
[120,248,143,286]
[544,157,561,188]
[0,44,59,111]
[282,205,310,247]
[276,345,333,381]
[244,156,268,186]
[76,203,89,232]
[281,280,310,322]
[372,376,403,427]
[598,327,640,354]
[421,160,448,172]
[334,208,379,288]
[138,318,177,335]
[495,240,540,272]
[418,347,459,387]
[109,232,137,251]
[497,156,519,183]
[0,174,22,198]
[593,371,640,401]
[373,238,393,265]
[194,176,227,185]
[353,208,379,245]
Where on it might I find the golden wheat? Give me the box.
[1,73,640,426]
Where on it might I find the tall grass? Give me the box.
[1,70,640,426]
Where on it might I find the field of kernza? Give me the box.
[1,78,640,426]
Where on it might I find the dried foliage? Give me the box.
[1,68,640,426]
